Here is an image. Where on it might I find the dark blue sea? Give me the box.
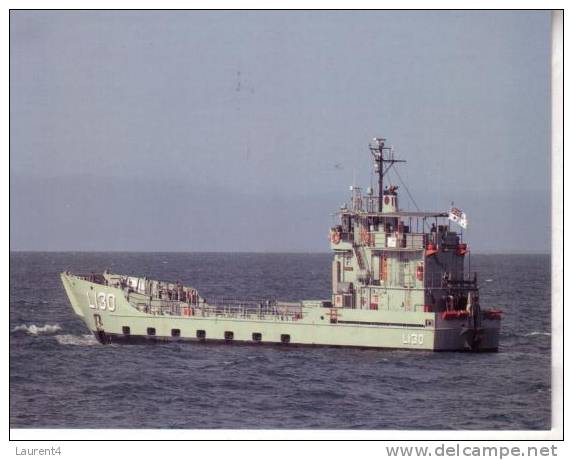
[10,252,551,430]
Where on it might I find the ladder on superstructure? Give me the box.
[353,243,370,281]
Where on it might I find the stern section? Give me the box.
[434,313,501,351]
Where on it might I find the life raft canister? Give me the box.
[330,230,341,244]
[416,263,424,281]
[441,310,470,320]
[425,243,438,257]
[360,226,370,245]
[457,243,468,256]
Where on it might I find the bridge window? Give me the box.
[147,327,156,336]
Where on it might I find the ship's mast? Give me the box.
[369,137,406,212]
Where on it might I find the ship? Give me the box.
[61,137,501,351]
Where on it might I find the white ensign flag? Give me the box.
[448,207,468,229]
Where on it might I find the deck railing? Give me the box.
[424,272,477,289]
[73,273,107,284]
[336,231,427,250]
[335,230,464,252]
[130,296,304,321]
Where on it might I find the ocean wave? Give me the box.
[525,331,551,337]
[12,299,50,306]
[12,324,61,335]
[55,334,99,346]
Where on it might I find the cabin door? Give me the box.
[401,259,414,288]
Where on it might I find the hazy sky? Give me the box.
[10,11,552,252]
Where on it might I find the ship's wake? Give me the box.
[54,334,99,346]
[525,331,551,337]
[12,323,109,346]
[11,323,62,335]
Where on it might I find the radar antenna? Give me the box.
[369,137,406,212]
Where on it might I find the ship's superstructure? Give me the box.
[61,137,501,351]
[331,138,473,317]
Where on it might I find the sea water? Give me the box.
[9,252,551,430]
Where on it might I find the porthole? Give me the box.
[224,331,234,342]
[280,334,290,344]
[122,326,130,335]
[196,329,206,340]
[252,332,262,342]
[171,328,181,337]
[147,327,156,336]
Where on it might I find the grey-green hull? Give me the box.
[61,273,500,352]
